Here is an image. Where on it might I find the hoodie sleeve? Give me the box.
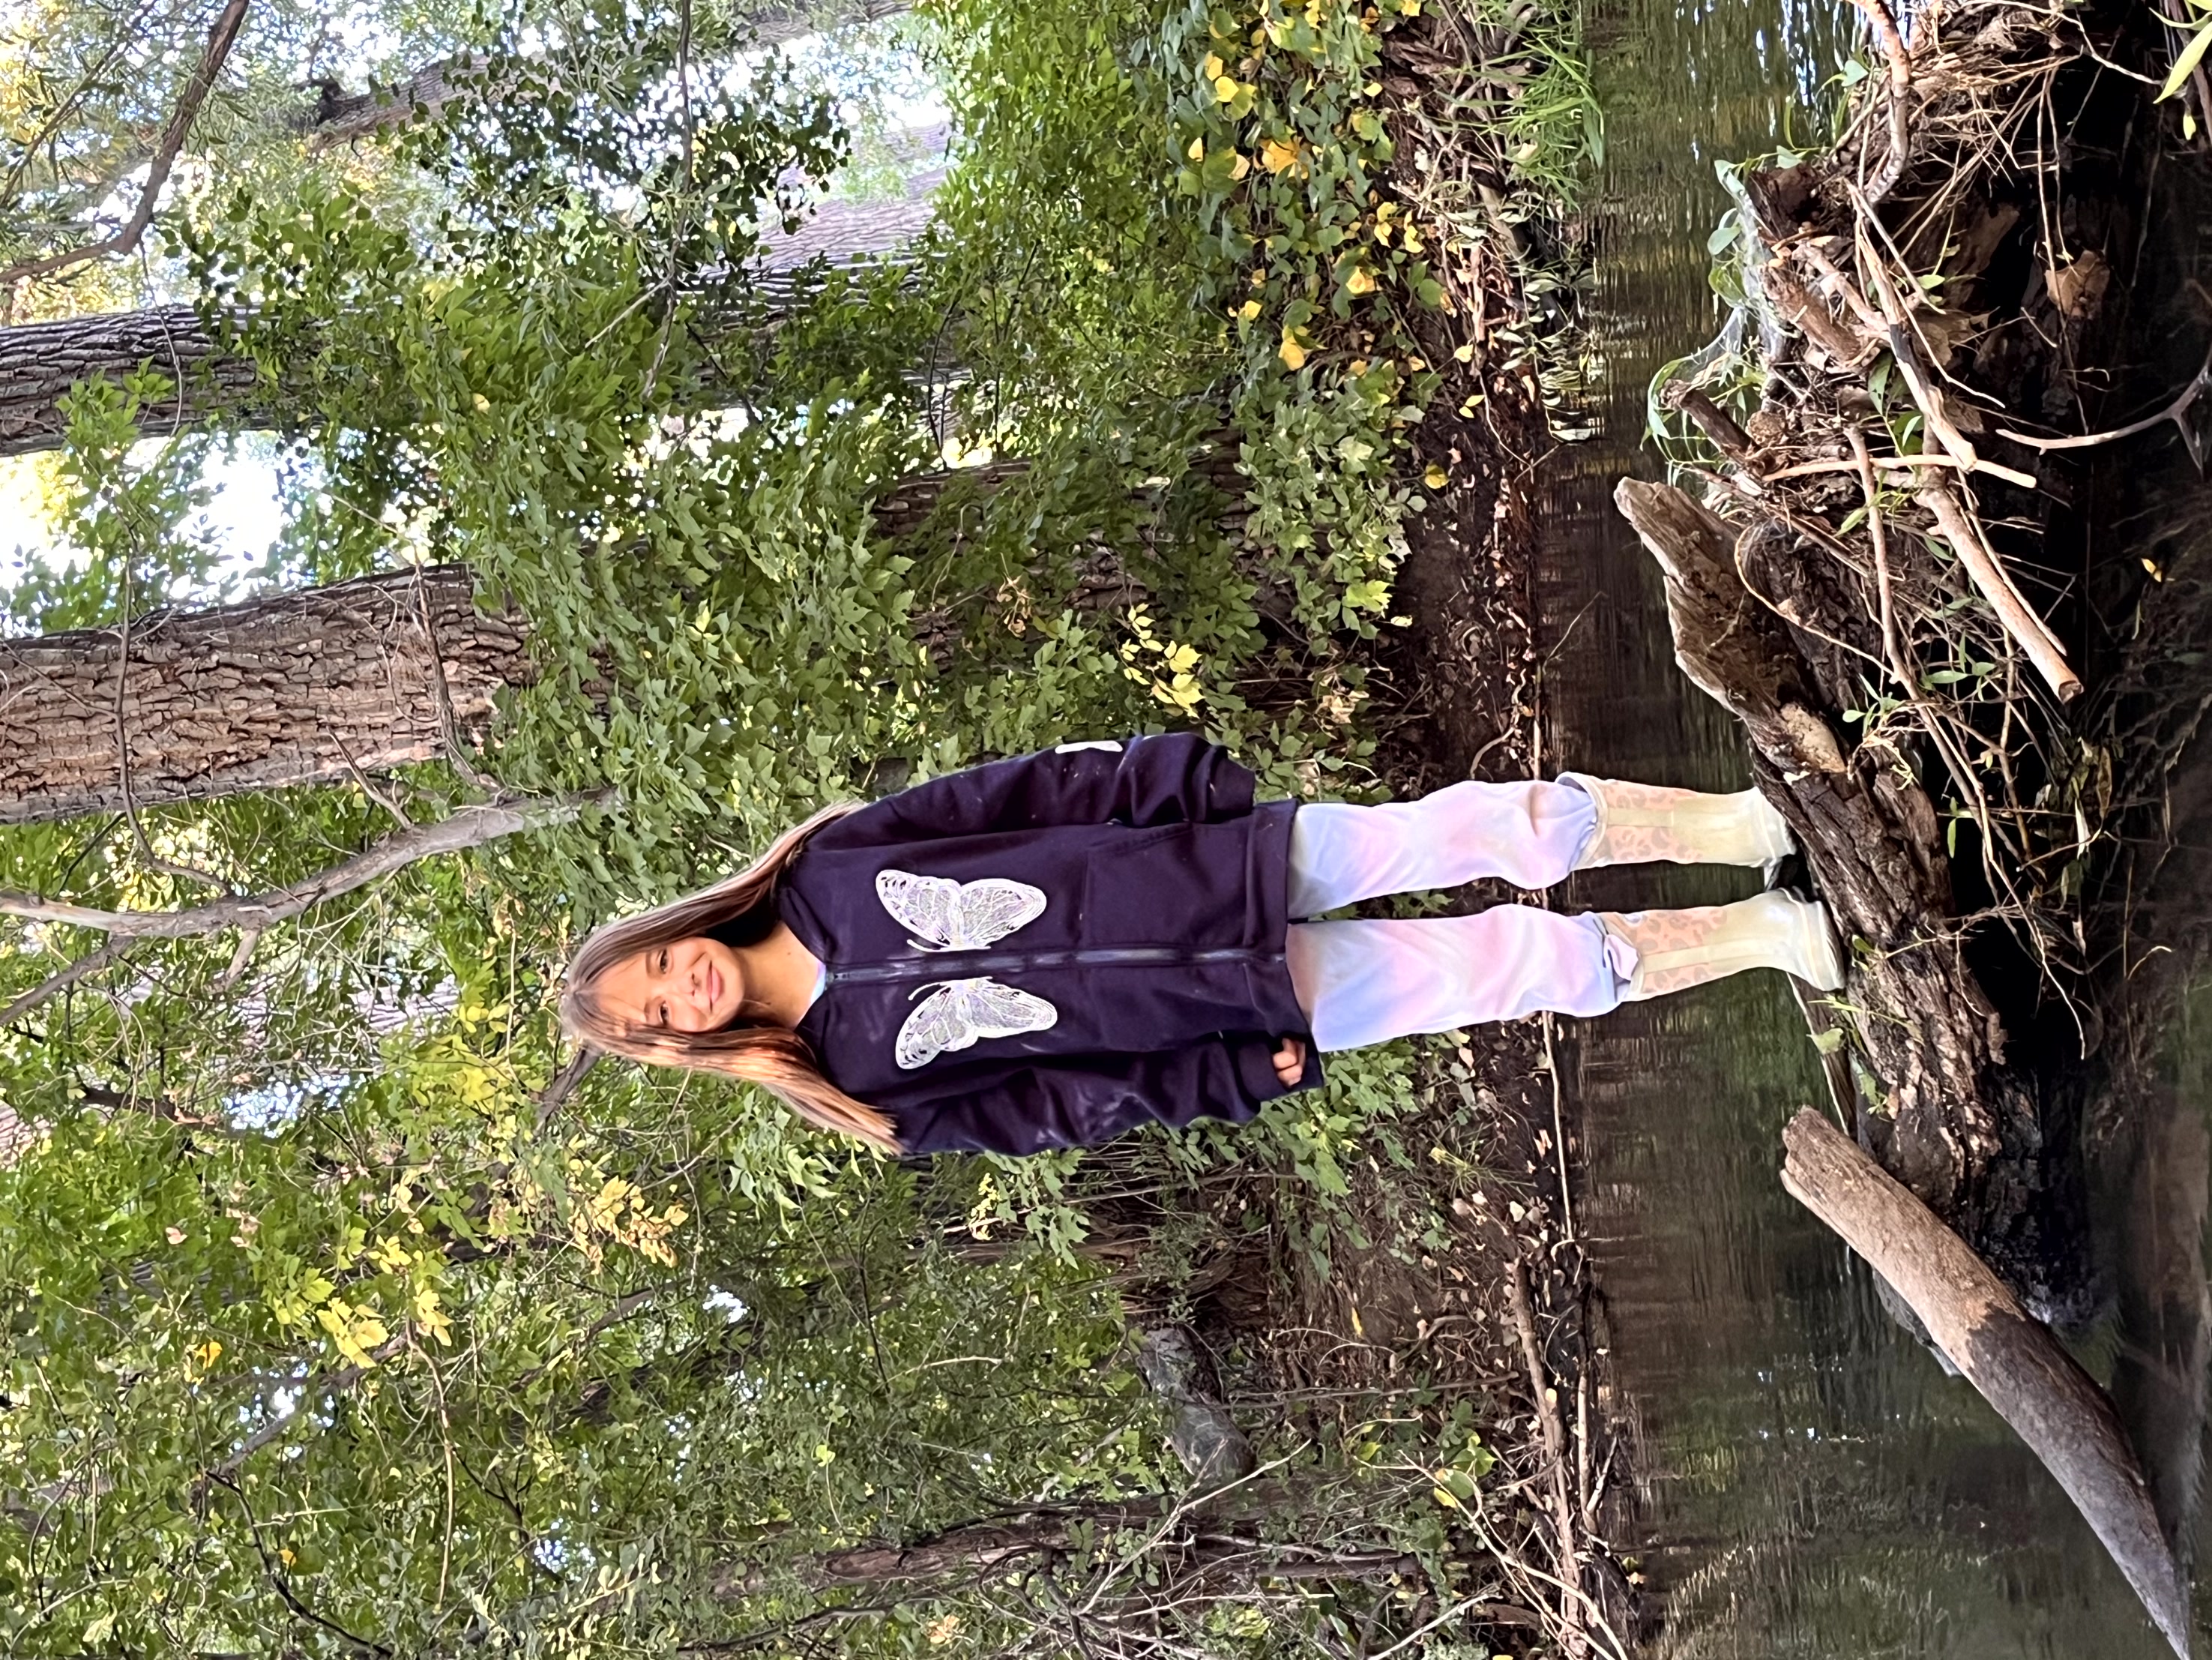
[888,1035,1322,1156]
[813,734,1256,849]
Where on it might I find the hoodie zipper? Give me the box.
[825,945,1277,987]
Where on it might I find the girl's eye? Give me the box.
[657,948,669,973]
[657,1002,669,1027]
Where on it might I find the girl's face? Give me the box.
[597,936,745,1033]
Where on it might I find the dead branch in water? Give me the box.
[1780,1108,2191,1658]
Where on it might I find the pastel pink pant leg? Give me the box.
[1283,781,1629,1052]
[1285,779,1597,915]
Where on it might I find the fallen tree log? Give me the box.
[1779,1107,2190,1659]
[1612,477,2053,1292]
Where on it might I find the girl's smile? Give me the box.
[600,935,745,1032]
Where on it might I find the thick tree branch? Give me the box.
[0,796,600,941]
[0,0,252,287]
[304,0,916,148]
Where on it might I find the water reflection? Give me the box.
[1543,0,2212,1650]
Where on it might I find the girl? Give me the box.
[560,733,1841,1155]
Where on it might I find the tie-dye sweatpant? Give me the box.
[1284,778,1634,1052]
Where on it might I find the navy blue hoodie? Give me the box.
[775,734,1320,1155]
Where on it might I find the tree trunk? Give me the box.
[0,267,905,460]
[0,305,282,460]
[0,566,530,826]
[0,443,1236,828]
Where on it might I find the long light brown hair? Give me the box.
[558,802,901,1152]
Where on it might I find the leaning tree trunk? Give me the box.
[0,566,530,826]
[0,305,289,459]
[0,264,915,460]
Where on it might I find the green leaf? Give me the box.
[2161,19,2212,100]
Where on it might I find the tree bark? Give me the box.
[0,304,283,459]
[0,565,529,826]
[0,268,902,460]
[0,441,1237,828]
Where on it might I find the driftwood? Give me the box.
[1612,478,2049,1274]
[1779,1108,2191,1658]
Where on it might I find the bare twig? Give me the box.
[0,0,252,286]
[1848,196,2040,491]
[1918,481,2083,702]
[0,938,136,1028]
[1507,1257,1582,1657]
[1848,0,1914,181]
[1995,343,2212,469]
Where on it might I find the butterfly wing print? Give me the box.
[896,978,1059,1070]
[875,869,1046,951]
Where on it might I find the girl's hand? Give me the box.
[1271,1037,1307,1088]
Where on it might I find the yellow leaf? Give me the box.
[1230,151,1252,181]
[1202,52,1224,78]
[471,392,490,413]
[1187,136,1205,160]
[1345,267,1376,295]
[1424,465,1448,489]
[1432,1485,1461,1509]
[1279,332,1308,370]
[1453,342,1475,362]
[1214,74,1241,103]
[1261,137,1301,174]
[1237,298,1263,321]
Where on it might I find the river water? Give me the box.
[1539,0,2212,1652]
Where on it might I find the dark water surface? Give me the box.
[1538,0,2212,1651]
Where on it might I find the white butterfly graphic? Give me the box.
[875,869,1047,952]
[875,869,1056,1070]
[895,977,1059,1069]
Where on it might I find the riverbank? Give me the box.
[1146,5,1639,1650]
[1606,0,2211,1647]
